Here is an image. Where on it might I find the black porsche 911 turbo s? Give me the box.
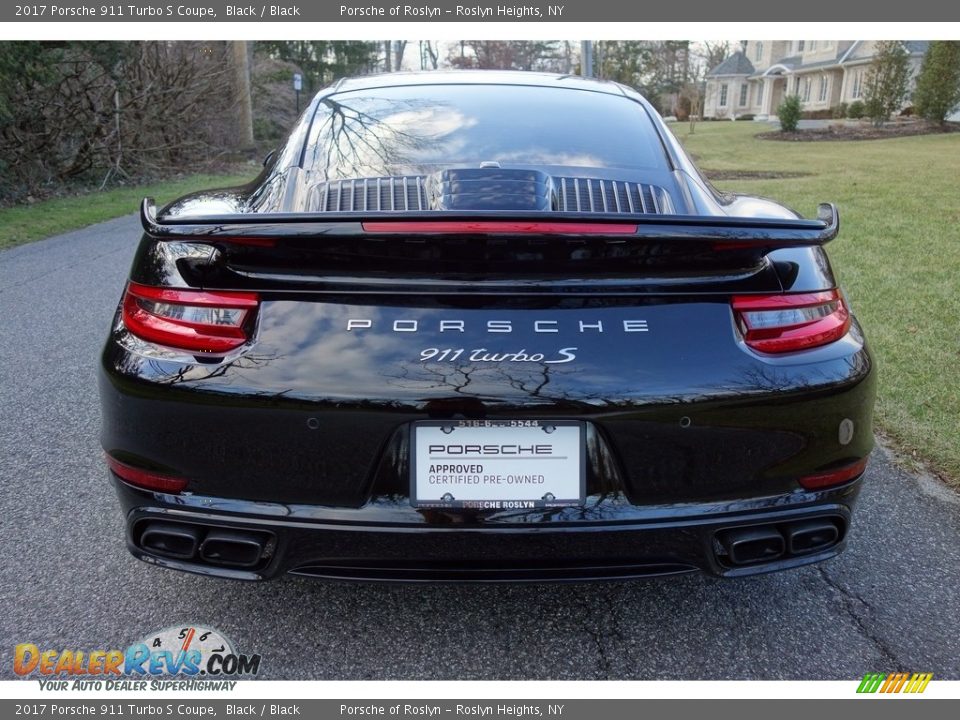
[99,70,875,582]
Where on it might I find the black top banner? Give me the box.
[4,0,959,22]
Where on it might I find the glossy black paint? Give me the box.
[99,71,876,581]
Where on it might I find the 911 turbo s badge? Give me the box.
[420,347,577,364]
[346,319,649,333]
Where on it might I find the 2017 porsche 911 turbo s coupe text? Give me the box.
[99,71,875,582]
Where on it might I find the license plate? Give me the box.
[410,420,585,510]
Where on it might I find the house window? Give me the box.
[739,83,749,107]
[794,76,801,95]
[852,69,863,99]
[719,84,728,107]
[798,41,806,52]
[754,42,763,61]
[809,41,817,51]
[818,76,829,102]
[802,77,812,102]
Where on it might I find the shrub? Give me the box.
[864,96,888,125]
[777,94,803,132]
[847,100,866,119]
[833,103,849,119]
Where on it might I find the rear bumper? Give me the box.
[114,472,864,582]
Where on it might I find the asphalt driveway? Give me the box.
[1,215,958,680]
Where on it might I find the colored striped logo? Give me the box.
[857,672,933,694]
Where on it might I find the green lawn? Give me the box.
[0,173,254,251]
[673,121,960,483]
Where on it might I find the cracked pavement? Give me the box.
[1,215,959,680]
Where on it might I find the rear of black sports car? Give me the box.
[98,72,875,582]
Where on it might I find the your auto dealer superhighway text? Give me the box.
[341,706,550,718]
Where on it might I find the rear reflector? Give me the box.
[362,221,639,235]
[106,456,188,493]
[122,282,259,353]
[798,457,868,490]
[732,290,850,353]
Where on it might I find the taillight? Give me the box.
[122,282,259,353]
[732,290,850,354]
[106,456,188,493]
[798,457,868,490]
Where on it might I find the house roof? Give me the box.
[743,41,931,79]
[845,40,930,63]
[707,51,755,77]
[748,55,799,78]
[792,57,846,72]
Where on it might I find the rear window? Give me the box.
[302,84,667,181]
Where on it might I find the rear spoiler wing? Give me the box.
[140,199,839,247]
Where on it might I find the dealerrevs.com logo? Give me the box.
[856,672,933,694]
[14,625,261,690]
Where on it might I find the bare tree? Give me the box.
[420,41,440,70]
[0,42,240,200]
[228,41,254,154]
[382,41,408,72]
[681,59,706,133]
[447,41,564,72]
[393,41,407,70]
[699,41,731,75]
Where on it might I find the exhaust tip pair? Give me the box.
[138,521,272,569]
[717,518,842,566]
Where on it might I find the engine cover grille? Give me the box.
[308,173,673,214]
[554,177,673,214]
[312,176,428,212]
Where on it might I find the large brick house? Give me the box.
[703,41,929,120]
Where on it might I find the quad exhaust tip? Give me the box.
[717,517,843,567]
[786,520,840,556]
[140,522,202,560]
[137,521,272,569]
[199,529,266,568]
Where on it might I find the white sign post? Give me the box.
[293,73,303,112]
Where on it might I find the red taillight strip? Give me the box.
[106,456,188,493]
[361,221,639,235]
[799,457,868,490]
[126,282,258,308]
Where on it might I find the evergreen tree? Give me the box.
[914,41,960,125]
[863,41,910,127]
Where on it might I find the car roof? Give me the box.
[327,70,630,97]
